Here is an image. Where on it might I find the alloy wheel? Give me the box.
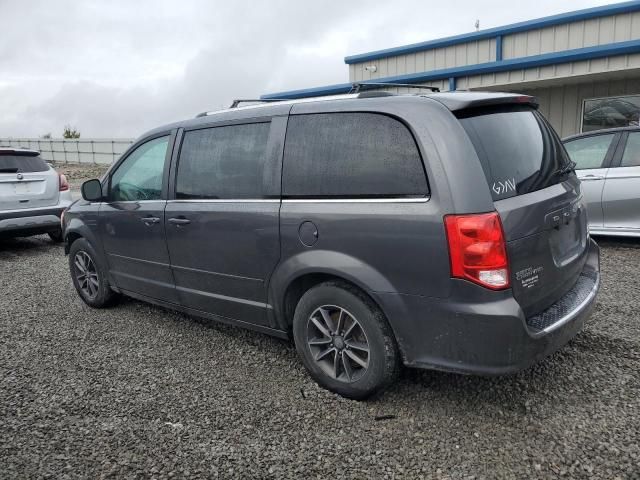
[74,251,99,299]
[306,305,370,383]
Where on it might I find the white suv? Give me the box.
[0,147,73,242]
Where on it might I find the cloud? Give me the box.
[0,0,609,138]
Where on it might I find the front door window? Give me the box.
[110,136,169,201]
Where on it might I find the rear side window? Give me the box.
[0,154,49,173]
[564,134,615,170]
[621,131,640,167]
[176,123,270,199]
[282,113,427,198]
[459,106,571,201]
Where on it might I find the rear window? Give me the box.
[458,106,571,201]
[0,154,49,173]
[283,112,428,198]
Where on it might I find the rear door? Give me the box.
[563,132,620,229]
[459,106,589,317]
[100,133,178,302]
[164,117,284,327]
[0,152,59,211]
[602,130,640,232]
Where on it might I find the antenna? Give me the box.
[475,19,480,31]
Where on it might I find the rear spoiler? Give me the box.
[428,92,538,112]
[0,147,40,156]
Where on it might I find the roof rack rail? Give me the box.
[357,91,396,99]
[229,98,291,109]
[195,98,292,118]
[349,82,440,94]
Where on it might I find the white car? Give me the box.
[563,127,640,237]
[0,147,73,242]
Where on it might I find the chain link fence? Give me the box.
[0,138,135,165]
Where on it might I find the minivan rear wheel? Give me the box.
[293,281,400,400]
[68,238,117,308]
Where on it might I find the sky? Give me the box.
[0,0,614,138]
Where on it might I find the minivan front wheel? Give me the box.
[68,238,116,308]
[293,282,400,400]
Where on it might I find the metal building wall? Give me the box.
[502,11,640,59]
[264,2,640,101]
[454,52,640,90]
[347,10,640,90]
[349,38,496,82]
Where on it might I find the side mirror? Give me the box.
[81,179,104,202]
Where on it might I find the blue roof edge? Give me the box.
[344,0,640,64]
[261,39,640,99]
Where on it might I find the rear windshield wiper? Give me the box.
[553,161,576,177]
[0,167,20,173]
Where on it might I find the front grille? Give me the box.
[526,270,598,333]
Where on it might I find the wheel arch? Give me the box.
[63,218,101,255]
[268,250,397,332]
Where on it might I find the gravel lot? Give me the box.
[1,232,639,479]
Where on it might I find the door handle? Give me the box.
[168,217,191,226]
[580,175,604,181]
[141,216,160,225]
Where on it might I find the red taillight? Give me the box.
[58,173,69,192]
[444,212,510,290]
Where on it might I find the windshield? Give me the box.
[0,154,49,173]
[458,106,572,201]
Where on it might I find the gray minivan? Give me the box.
[63,91,600,399]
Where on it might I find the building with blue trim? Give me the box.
[263,1,640,136]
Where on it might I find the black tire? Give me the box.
[293,281,400,400]
[48,229,64,243]
[68,238,117,308]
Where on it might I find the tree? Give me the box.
[62,125,80,139]
[40,132,52,139]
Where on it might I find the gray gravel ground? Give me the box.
[0,235,639,479]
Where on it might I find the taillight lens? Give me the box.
[444,212,510,290]
[59,173,69,191]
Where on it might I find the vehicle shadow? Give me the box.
[592,234,640,249]
[375,323,623,419]
[0,235,60,257]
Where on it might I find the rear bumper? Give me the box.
[0,204,67,236]
[372,238,600,375]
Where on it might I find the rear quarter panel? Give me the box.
[270,97,497,325]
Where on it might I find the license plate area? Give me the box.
[14,182,30,194]
[547,202,587,267]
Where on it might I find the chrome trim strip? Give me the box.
[282,197,430,204]
[587,227,640,238]
[106,200,166,204]
[166,198,430,204]
[539,272,600,335]
[603,173,640,180]
[167,199,280,204]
